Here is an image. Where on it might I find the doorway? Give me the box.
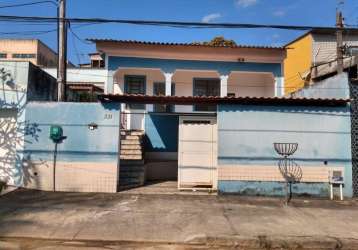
[178,116,217,190]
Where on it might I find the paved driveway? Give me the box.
[1,189,358,249]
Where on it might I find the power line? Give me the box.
[0,29,56,35]
[68,24,94,45]
[69,26,81,65]
[0,1,57,9]
[0,14,357,31]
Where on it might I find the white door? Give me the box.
[178,116,217,189]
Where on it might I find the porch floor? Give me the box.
[119,181,217,195]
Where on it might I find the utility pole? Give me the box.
[336,9,344,74]
[57,0,67,101]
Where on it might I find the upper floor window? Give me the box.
[91,59,105,68]
[193,78,220,112]
[12,53,36,59]
[124,75,146,109]
[0,53,7,58]
[153,82,175,112]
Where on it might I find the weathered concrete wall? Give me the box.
[0,62,30,187]
[0,61,58,187]
[23,102,121,193]
[27,63,57,101]
[293,73,350,99]
[217,104,352,197]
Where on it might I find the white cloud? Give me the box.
[235,0,258,8]
[272,34,280,39]
[273,10,286,17]
[201,13,222,23]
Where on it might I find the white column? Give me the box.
[274,76,285,97]
[105,70,115,94]
[164,72,173,96]
[220,75,229,97]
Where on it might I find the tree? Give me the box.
[192,36,237,47]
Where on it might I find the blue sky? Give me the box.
[0,0,357,65]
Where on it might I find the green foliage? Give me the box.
[192,36,237,47]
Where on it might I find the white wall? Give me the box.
[43,68,107,88]
[228,72,275,98]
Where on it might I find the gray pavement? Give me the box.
[1,189,358,249]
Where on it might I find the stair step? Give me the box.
[120,149,142,155]
[120,166,145,172]
[121,135,142,140]
[120,155,143,160]
[119,183,143,191]
[121,139,141,145]
[119,177,144,185]
[120,159,144,165]
[120,172,145,178]
[121,144,142,150]
[120,130,144,136]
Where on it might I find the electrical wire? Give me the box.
[68,25,93,45]
[0,29,56,35]
[0,1,57,9]
[0,14,356,31]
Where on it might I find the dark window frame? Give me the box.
[124,75,146,110]
[153,82,175,112]
[12,53,36,59]
[0,53,7,58]
[193,78,220,112]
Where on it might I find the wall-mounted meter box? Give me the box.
[50,125,63,142]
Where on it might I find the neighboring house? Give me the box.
[79,52,105,68]
[0,61,119,193]
[284,28,358,94]
[0,39,61,67]
[43,67,106,101]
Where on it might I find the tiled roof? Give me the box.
[98,94,349,107]
[87,39,285,50]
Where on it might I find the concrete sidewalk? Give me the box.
[1,189,358,249]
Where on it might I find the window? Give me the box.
[153,82,175,112]
[12,53,36,59]
[124,75,146,109]
[193,78,220,111]
[0,53,7,58]
[91,59,105,68]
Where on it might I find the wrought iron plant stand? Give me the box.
[274,143,302,204]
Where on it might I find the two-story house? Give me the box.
[89,38,287,188]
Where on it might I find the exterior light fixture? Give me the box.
[88,122,98,130]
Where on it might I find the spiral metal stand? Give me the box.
[274,143,302,204]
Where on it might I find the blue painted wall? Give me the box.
[108,56,282,76]
[144,114,179,152]
[24,102,121,163]
[218,104,352,197]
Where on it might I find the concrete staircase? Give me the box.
[119,130,146,190]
